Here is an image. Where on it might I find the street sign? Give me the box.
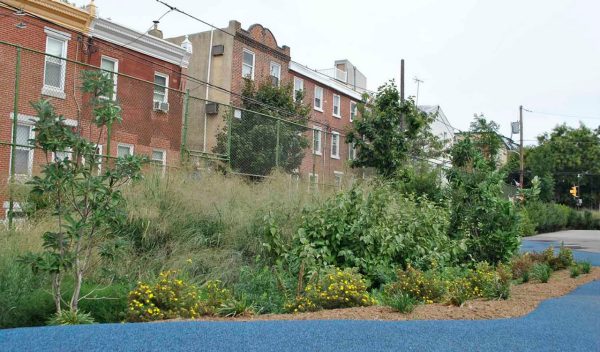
[511,121,520,134]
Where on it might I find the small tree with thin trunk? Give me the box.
[19,70,144,319]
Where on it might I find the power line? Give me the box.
[154,0,234,38]
[527,110,600,121]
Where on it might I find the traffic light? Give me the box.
[569,186,578,197]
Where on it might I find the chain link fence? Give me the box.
[0,40,368,223]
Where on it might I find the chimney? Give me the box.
[148,21,163,39]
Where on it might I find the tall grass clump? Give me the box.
[116,170,332,284]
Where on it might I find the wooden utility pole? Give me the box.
[400,59,405,102]
[519,105,524,189]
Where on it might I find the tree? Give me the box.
[346,81,440,177]
[526,123,600,206]
[19,70,144,317]
[214,79,310,176]
[462,114,504,168]
[447,136,520,264]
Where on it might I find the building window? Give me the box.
[242,49,255,79]
[270,61,281,86]
[314,86,323,111]
[151,149,166,166]
[333,94,341,118]
[117,143,133,157]
[334,171,343,189]
[348,143,357,161]
[331,132,340,159]
[293,77,304,102]
[101,56,118,100]
[42,28,69,99]
[312,126,322,155]
[153,73,169,105]
[350,101,357,122]
[52,147,72,162]
[12,124,34,176]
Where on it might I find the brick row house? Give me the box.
[0,0,190,217]
[168,21,367,187]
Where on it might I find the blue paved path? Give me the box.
[1,243,599,352]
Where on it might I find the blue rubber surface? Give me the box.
[1,243,599,352]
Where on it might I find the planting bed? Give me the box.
[186,267,600,322]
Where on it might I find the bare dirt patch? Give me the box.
[188,267,600,322]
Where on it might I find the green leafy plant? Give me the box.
[382,292,418,313]
[47,309,95,326]
[218,295,256,317]
[127,270,202,322]
[18,70,144,316]
[198,280,233,316]
[569,265,581,278]
[578,261,591,274]
[530,263,552,283]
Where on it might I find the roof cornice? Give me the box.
[2,0,93,34]
[289,61,362,100]
[90,17,190,68]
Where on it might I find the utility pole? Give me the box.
[400,59,405,130]
[414,77,423,106]
[400,59,405,102]
[519,105,524,189]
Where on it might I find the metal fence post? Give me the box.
[180,89,190,163]
[8,47,21,229]
[275,119,281,168]
[227,106,233,171]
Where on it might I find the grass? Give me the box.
[382,292,418,313]
[0,170,338,327]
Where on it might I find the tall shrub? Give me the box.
[19,70,144,315]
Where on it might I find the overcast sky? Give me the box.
[79,0,599,144]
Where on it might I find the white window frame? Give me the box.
[312,126,322,156]
[348,143,357,161]
[100,56,119,100]
[242,49,255,80]
[42,27,70,99]
[117,143,134,157]
[154,72,169,104]
[334,171,344,189]
[330,131,340,159]
[350,101,357,122]
[269,61,281,86]
[51,147,72,162]
[314,86,323,111]
[332,94,341,118]
[11,123,35,177]
[293,77,304,102]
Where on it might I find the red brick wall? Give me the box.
[230,24,291,104]
[292,71,361,186]
[0,8,185,217]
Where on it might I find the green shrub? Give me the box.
[531,263,552,283]
[510,254,534,282]
[447,278,472,307]
[233,265,292,314]
[469,262,511,299]
[47,310,95,326]
[517,207,537,237]
[286,267,375,312]
[569,265,581,278]
[198,279,233,316]
[555,245,574,270]
[291,183,455,280]
[127,270,203,322]
[218,295,256,317]
[382,292,418,313]
[579,261,592,274]
[387,266,447,303]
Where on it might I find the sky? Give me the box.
[77,0,599,144]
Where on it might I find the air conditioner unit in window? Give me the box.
[212,44,224,56]
[206,102,219,115]
[160,102,169,112]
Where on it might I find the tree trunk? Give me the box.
[70,267,83,311]
[52,273,62,313]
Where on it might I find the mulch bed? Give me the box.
[186,267,600,322]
